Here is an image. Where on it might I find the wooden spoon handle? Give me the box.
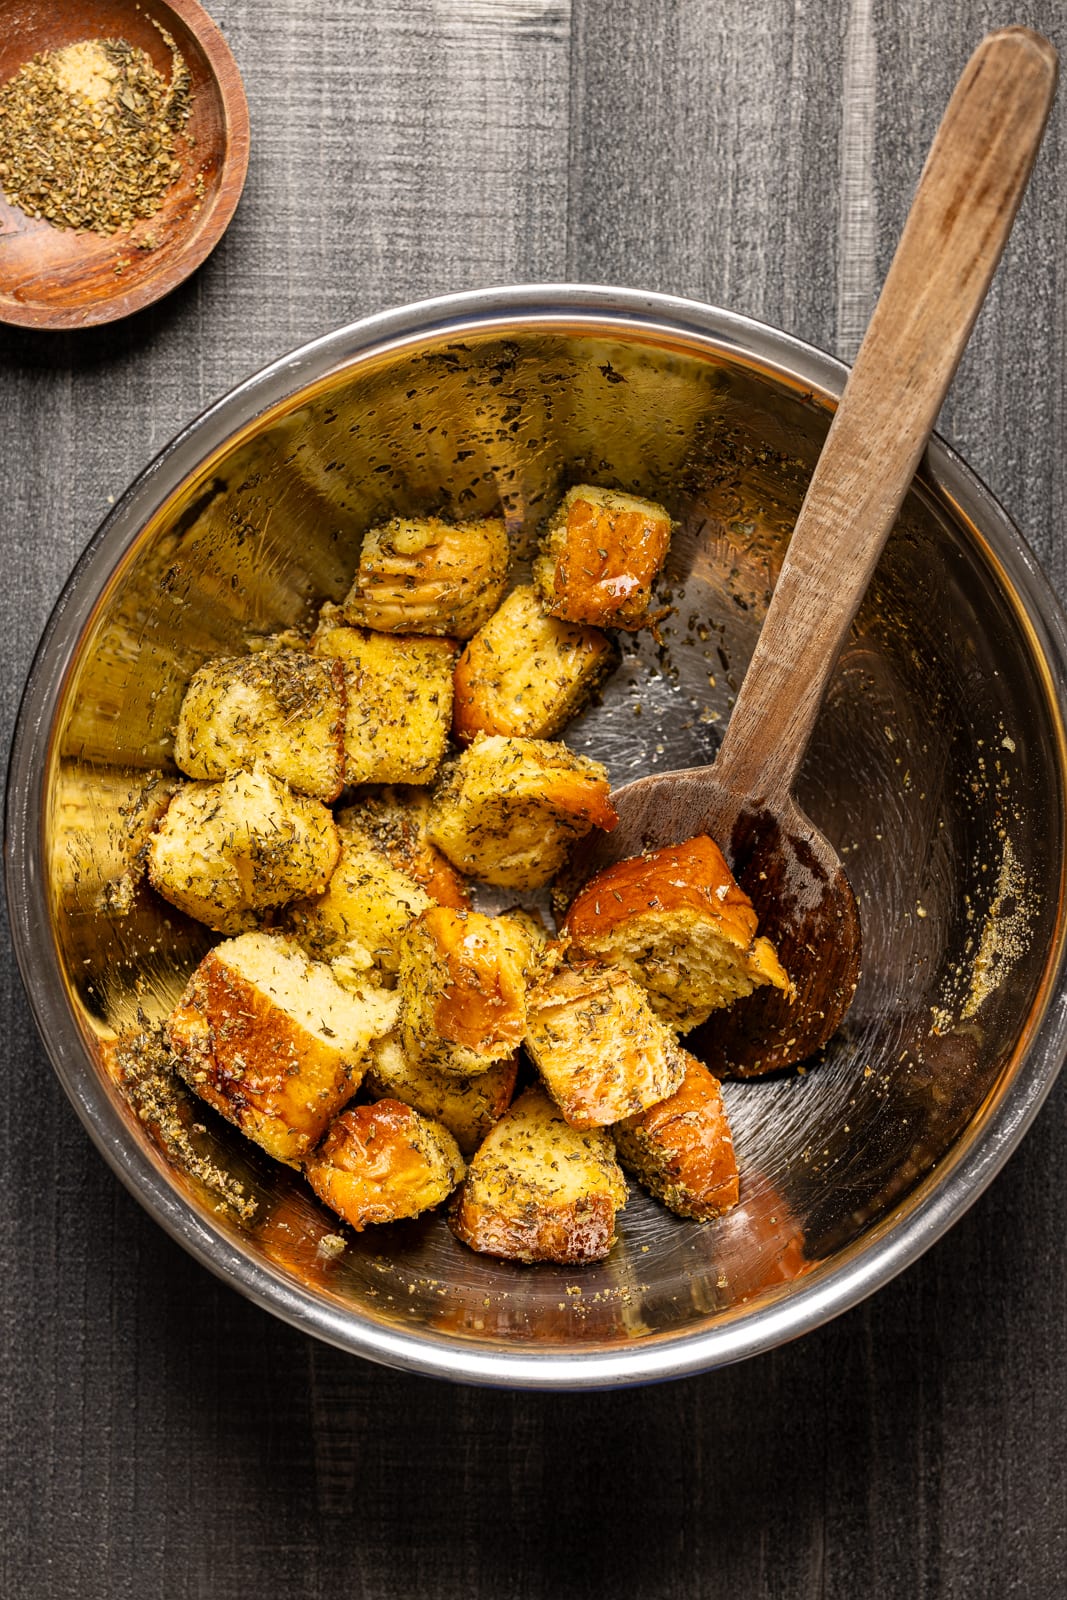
[711,26,1057,804]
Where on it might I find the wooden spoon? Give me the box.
[571,26,1058,1077]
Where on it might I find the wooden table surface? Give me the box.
[2,3,1065,1595]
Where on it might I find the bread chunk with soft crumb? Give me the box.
[525,960,687,1129]
[336,787,470,909]
[167,932,399,1165]
[452,584,619,743]
[305,1100,465,1229]
[613,1051,739,1219]
[174,650,346,801]
[342,515,509,638]
[312,610,456,784]
[397,907,529,1075]
[563,835,791,1033]
[428,734,617,889]
[288,835,431,977]
[533,485,673,631]
[365,1034,517,1156]
[147,767,340,933]
[450,1086,627,1263]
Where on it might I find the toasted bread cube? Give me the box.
[365,1034,518,1156]
[563,835,791,1032]
[336,787,471,909]
[450,1086,627,1263]
[526,960,686,1129]
[398,906,529,1075]
[311,611,456,785]
[167,932,399,1165]
[288,835,431,977]
[452,584,619,744]
[342,515,509,638]
[613,1051,739,1219]
[428,734,617,889]
[174,651,346,801]
[304,1100,465,1229]
[147,768,340,934]
[533,485,673,631]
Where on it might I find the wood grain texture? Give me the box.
[2,2,1067,1597]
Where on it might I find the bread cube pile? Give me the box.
[118,485,792,1263]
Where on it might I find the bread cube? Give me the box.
[452,584,619,743]
[167,932,399,1165]
[147,767,340,934]
[304,1100,465,1229]
[563,834,791,1033]
[336,786,470,909]
[342,515,509,638]
[365,1034,518,1156]
[397,906,529,1075]
[311,611,456,785]
[450,1086,628,1263]
[533,485,673,631]
[428,734,617,889]
[174,650,346,801]
[288,834,431,976]
[613,1051,739,1220]
[525,960,686,1129]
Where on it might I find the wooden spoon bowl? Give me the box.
[0,0,249,329]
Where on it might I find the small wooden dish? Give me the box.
[0,0,249,329]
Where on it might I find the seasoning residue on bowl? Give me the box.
[0,29,192,236]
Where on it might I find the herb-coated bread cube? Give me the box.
[452,584,618,743]
[167,932,399,1165]
[287,834,431,978]
[450,1086,628,1263]
[533,485,672,631]
[525,959,687,1129]
[304,1100,465,1229]
[147,767,340,933]
[613,1051,739,1220]
[427,734,617,889]
[563,834,791,1032]
[342,515,509,638]
[397,906,529,1075]
[365,1034,518,1156]
[174,650,346,801]
[311,611,456,785]
[336,786,471,909]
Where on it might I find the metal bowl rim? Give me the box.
[7,282,1067,1389]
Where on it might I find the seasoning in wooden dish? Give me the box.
[0,29,192,236]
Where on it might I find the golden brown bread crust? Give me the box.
[533,486,672,631]
[452,584,619,743]
[613,1051,739,1220]
[342,515,509,638]
[427,734,617,890]
[173,650,347,802]
[525,959,687,1129]
[311,614,457,785]
[167,942,373,1166]
[450,1086,627,1264]
[562,835,791,1031]
[398,907,529,1074]
[336,787,471,909]
[304,1101,465,1229]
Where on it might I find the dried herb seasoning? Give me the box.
[0,29,192,236]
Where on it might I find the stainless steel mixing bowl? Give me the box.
[8,286,1067,1387]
